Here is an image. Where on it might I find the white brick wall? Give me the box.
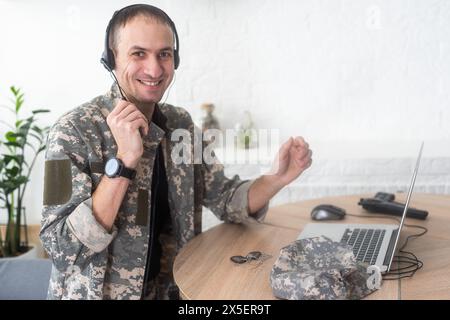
[1,0,449,225]
[203,140,450,230]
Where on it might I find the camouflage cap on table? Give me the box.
[270,236,377,300]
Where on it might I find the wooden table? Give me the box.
[173,193,450,300]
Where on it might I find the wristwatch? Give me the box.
[104,157,136,180]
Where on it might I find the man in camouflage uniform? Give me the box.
[40,4,312,300]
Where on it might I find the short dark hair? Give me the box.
[108,5,175,53]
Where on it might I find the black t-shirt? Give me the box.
[142,106,171,296]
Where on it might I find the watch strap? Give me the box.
[120,165,136,180]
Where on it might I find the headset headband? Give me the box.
[100,4,180,71]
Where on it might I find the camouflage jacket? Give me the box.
[40,84,267,300]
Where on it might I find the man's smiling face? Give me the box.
[113,14,175,107]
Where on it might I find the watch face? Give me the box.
[105,158,120,176]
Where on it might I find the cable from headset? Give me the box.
[107,70,129,101]
[159,72,176,107]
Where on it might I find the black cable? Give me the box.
[382,255,423,280]
[346,212,427,281]
[107,70,128,101]
[398,225,427,251]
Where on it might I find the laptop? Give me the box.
[297,142,424,273]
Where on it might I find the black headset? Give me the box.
[100,4,180,72]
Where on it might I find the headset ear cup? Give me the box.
[101,48,115,71]
[101,53,111,72]
[107,48,115,70]
[174,51,180,70]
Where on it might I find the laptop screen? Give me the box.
[386,142,424,272]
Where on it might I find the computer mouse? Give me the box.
[311,204,346,221]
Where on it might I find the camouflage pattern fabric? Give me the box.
[270,236,377,300]
[40,84,268,300]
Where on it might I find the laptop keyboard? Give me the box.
[340,228,386,265]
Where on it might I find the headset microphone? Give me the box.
[101,57,129,101]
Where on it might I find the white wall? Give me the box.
[1,0,449,225]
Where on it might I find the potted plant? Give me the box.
[0,86,49,257]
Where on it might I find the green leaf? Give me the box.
[31,126,43,136]
[20,119,32,127]
[29,132,43,143]
[3,155,13,166]
[15,120,23,128]
[16,94,25,113]
[18,126,31,137]
[38,145,47,153]
[6,166,19,177]
[9,132,26,139]
[10,86,18,96]
[4,141,21,148]
[32,109,50,114]
[0,176,29,194]
[5,131,16,142]
[0,180,19,191]
[17,140,26,148]
[14,175,29,185]
[3,155,24,166]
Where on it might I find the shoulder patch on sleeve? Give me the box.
[136,189,149,226]
[43,159,72,205]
